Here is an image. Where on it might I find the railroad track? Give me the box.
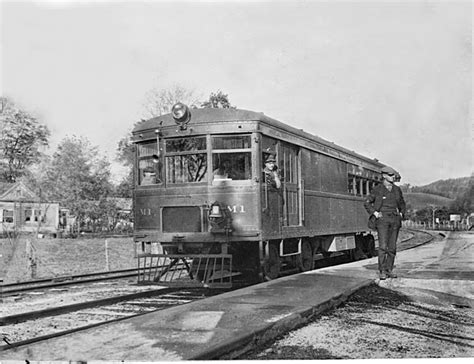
[398,228,437,251]
[1,268,140,296]
[0,287,227,350]
[1,261,186,296]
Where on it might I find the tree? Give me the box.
[117,132,136,167]
[201,90,235,109]
[115,126,137,199]
[142,84,202,118]
[19,154,52,197]
[43,136,115,232]
[0,97,50,182]
[450,182,473,215]
[399,183,412,193]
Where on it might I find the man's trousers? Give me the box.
[376,213,401,273]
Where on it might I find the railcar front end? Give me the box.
[133,105,266,287]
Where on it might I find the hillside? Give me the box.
[412,176,472,199]
[404,192,455,211]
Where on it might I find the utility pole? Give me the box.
[430,205,438,229]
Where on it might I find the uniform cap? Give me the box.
[265,155,276,163]
[381,166,397,175]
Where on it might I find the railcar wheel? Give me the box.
[299,240,314,272]
[263,244,280,281]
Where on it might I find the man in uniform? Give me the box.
[141,167,157,185]
[364,166,406,280]
[263,154,281,189]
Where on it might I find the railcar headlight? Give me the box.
[208,201,232,233]
[209,204,223,218]
[171,102,191,128]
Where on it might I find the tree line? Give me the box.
[0,89,233,233]
[399,180,473,224]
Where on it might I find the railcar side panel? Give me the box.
[295,146,370,236]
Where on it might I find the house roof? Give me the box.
[0,181,39,202]
[0,182,13,196]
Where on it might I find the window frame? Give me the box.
[3,209,14,223]
[164,135,208,185]
[211,134,253,185]
[137,140,163,187]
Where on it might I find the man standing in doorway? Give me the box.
[263,154,281,189]
[364,166,406,280]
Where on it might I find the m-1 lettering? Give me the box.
[227,205,246,213]
[140,208,152,216]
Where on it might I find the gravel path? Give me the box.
[243,283,473,359]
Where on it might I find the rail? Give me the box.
[1,287,228,350]
[1,268,140,295]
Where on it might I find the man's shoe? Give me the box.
[386,271,397,278]
[379,271,387,280]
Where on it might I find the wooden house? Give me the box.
[0,182,59,235]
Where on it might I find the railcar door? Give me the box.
[280,142,300,226]
[260,137,282,236]
[261,180,282,234]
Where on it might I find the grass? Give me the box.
[404,192,454,210]
[1,235,137,283]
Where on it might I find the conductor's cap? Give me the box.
[265,155,276,163]
[381,166,397,175]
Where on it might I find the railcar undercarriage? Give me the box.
[136,242,238,288]
[136,234,376,288]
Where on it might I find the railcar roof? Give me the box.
[133,107,269,132]
[133,107,383,168]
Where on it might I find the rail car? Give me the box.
[132,103,397,287]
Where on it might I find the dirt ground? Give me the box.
[243,283,473,359]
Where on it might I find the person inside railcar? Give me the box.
[141,167,158,185]
[213,159,233,179]
[263,154,281,189]
[364,166,406,280]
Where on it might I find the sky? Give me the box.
[1,0,472,186]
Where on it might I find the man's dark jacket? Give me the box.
[364,183,406,217]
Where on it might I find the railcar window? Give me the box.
[212,135,251,149]
[212,135,252,181]
[362,179,368,195]
[165,137,207,183]
[348,174,373,196]
[166,137,207,152]
[137,141,163,186]
[355,176,362,196]
[348,175,356,195]
[212,153,251,180]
